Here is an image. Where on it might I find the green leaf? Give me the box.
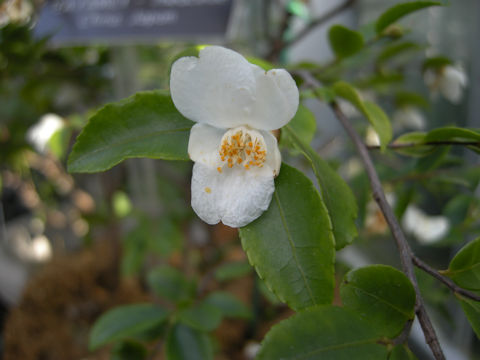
[111,340,147,360]
[333,81,392,150]
[376,1,443,34]
[392,132,434,157]
[455,294,480,338]
[340,265,416,338]
[89,303,169,350]
[177,301,223,332]
[165,323,213,360]
[422,56,452,71]
[68,91,194,173]
[280,105,316,151]
[424,127,480,143]
[328,25,365,59]
[247,56,275,71]
[444,237,480,291]
[257,305,388,359]
[389,344,418,360]
[395,91,430,109]
[284,125,358,249]
[239,164,335,310]
[147,266,196,304]
[203,291,251,319]
[363,101,393,150]
[377,42,422,64]
[214,261,252,281]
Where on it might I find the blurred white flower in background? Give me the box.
[424,65,468,104]
[170,46,299,227]
[0,0,33,27]
[402,205,450,244]
[26,113,65,154]
[392,106,426,131]
[365,126,381,147]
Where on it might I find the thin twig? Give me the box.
[367,141,480,150]
[266,0,356,61]
[412,255,480,302]
[300,70,446,360]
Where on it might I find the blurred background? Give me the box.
[0,0,479,359]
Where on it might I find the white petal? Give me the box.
[170,46,256,129]
[170,46,299,131]
[440,66,467,104]
[260,130,281,176]
[191,162,274,228]
[188,123,224,167]
[393,107,426,130]
[248,66,299,130]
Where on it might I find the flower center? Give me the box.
[218,126,267,171]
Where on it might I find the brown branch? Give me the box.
[266,0,356,61]
[297,71,446,359]
[412,255,480,302]
[367,141,480,150]
[332,104,445,360]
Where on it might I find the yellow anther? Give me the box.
[205,187,212,193]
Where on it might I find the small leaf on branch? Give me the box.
[239,164,335,310]
[328,25,365,59]
[89,303,169,350]
[284,125,358,249]
[376,1,443,35]
[377,42,423,65]
[333,81,392,150]
[455,294,480,339]
[147,266,196,304]
[257,305,389,359]
[340,265,416,338]
[68,91,194,173]
[203,291,251,319]
[444,237,480,291]
[177,301,223,332]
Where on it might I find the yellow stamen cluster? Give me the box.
[218,127,267,171]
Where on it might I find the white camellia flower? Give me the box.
[26,113,65,154]
[170,46,299,228]
[393,106,426,130]
[402,205,450,244]
[424,65,468,104]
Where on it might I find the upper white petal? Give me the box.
[440,66,467,104]
[247,66,299,130]
[260,130,282,176]
[188,123,224,167]
[170,46,299,130]
[191,162,274,228]
[170,46,257,129]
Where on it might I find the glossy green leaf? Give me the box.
[89,303,169,350]
[389,344,418,360]
[239,164,335,310]
[392,132,434,157]
[284,126,357,249]
[147,266,196,304]
[333,81,392,150]
[456,294,480,338]
[203,291,251,319]
[68,91,194,173]
[214,261,252,282]
[340,265,416,338]
[177,301,223,332]
[257,305,388,359]
[444,237,480,290]
[328,25,365,59]
[165,323,213,360]
[376,1,443,34]
[280,104,316,151]
[111,340,147,360]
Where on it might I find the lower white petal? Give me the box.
[191,162,274,228]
